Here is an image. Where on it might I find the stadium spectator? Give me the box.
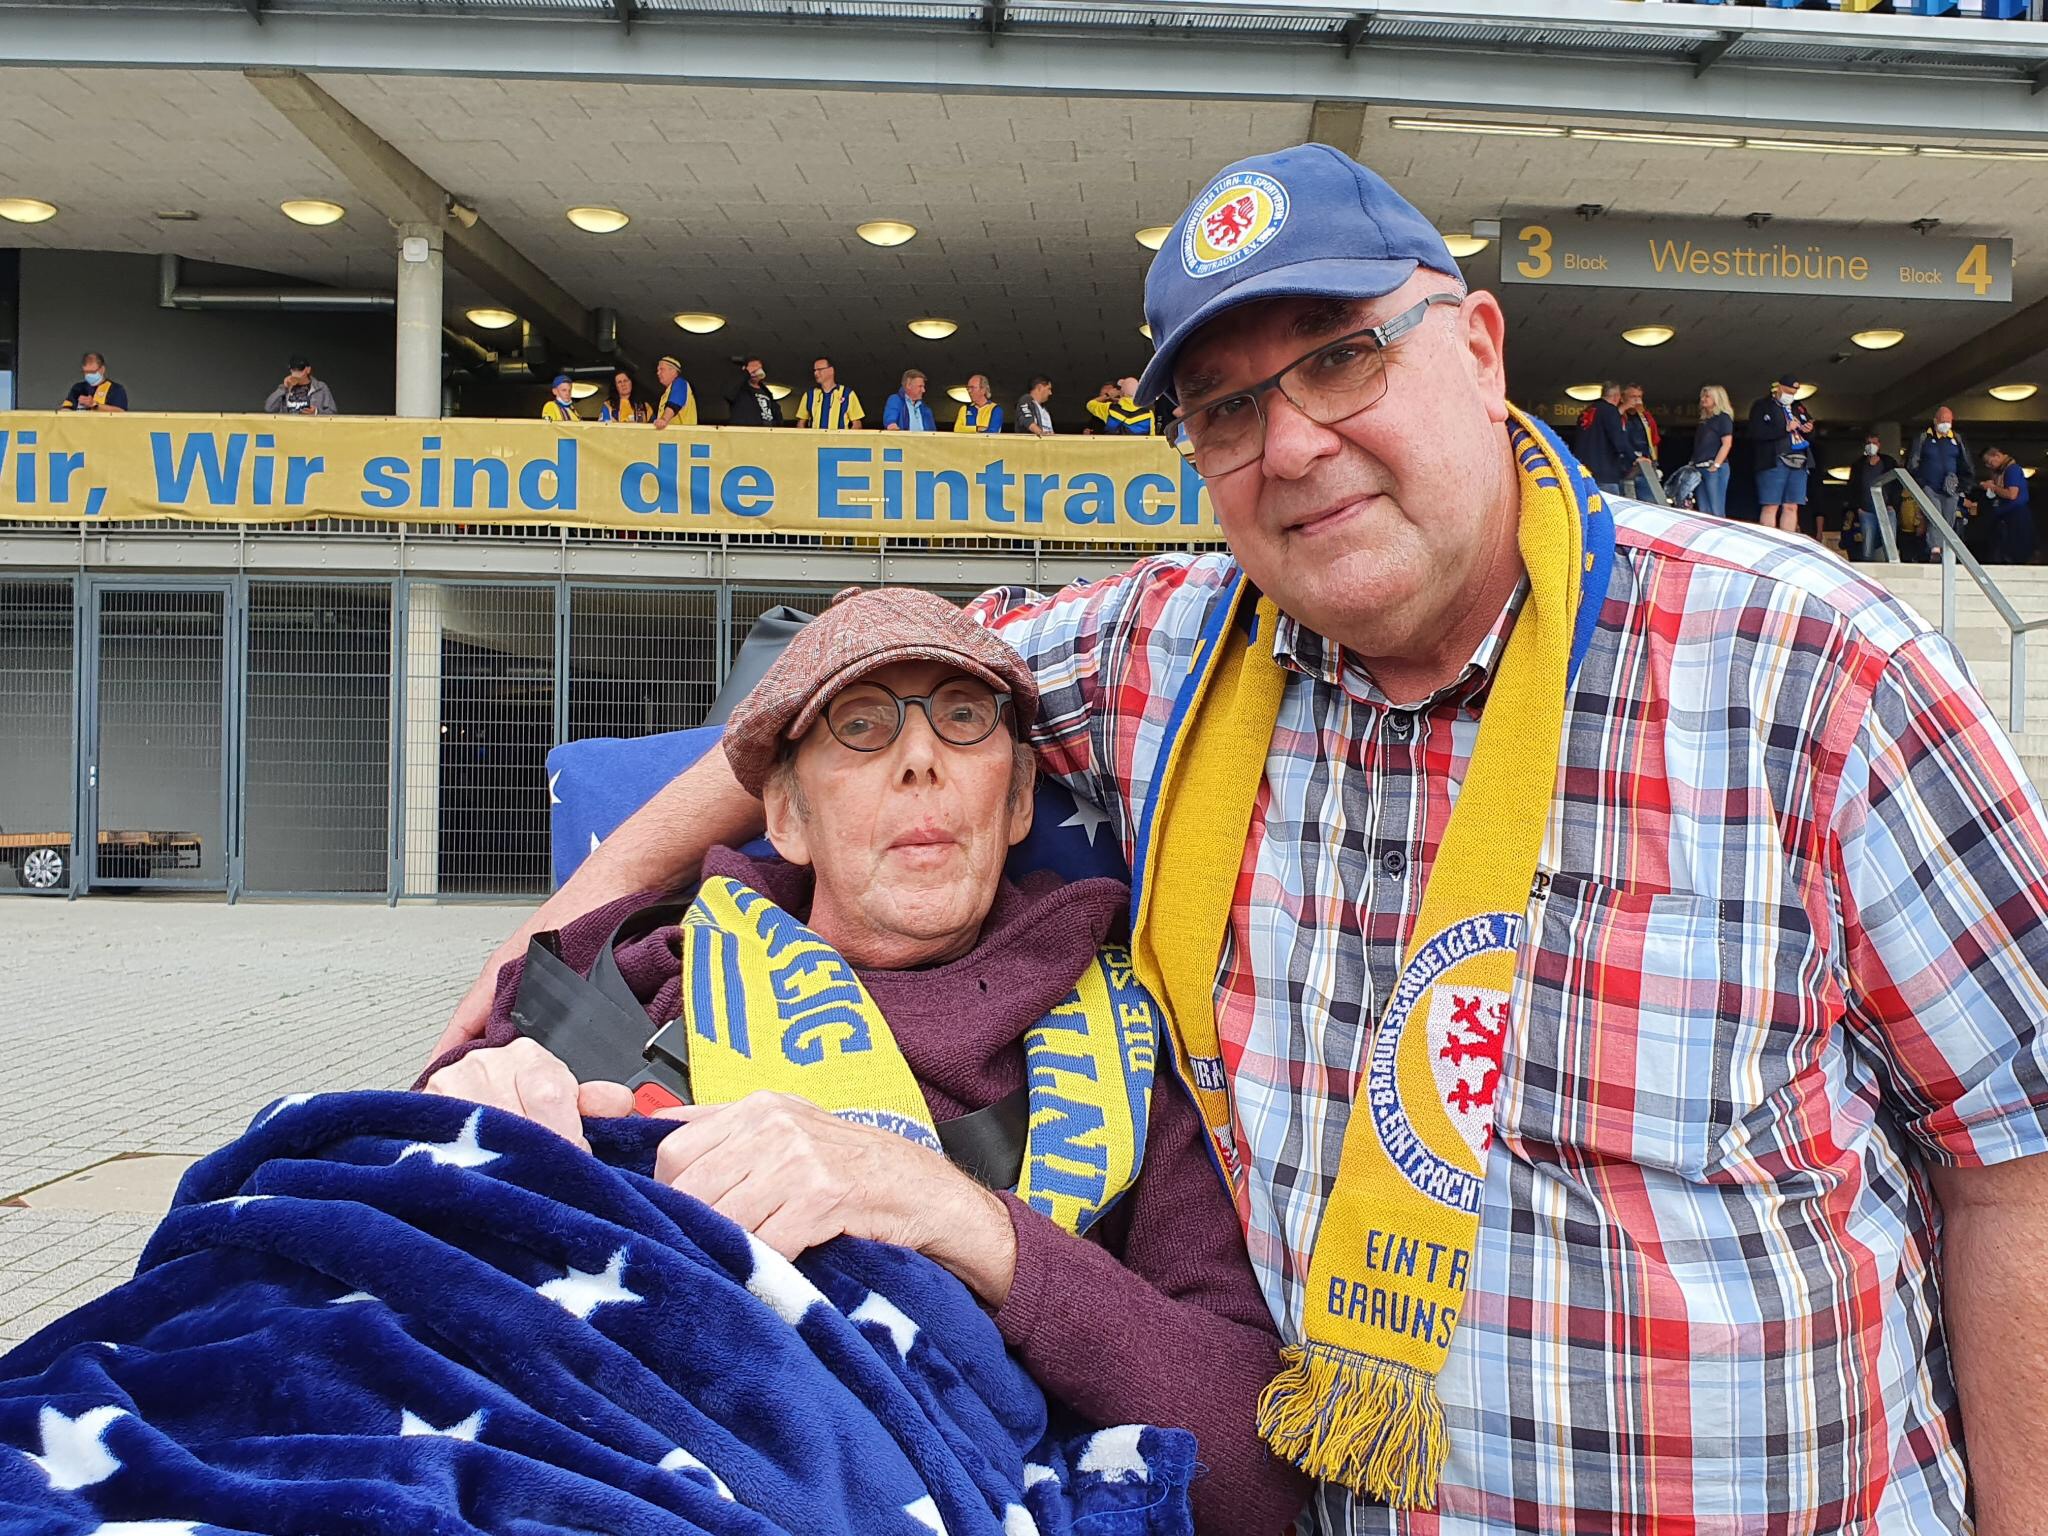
[1619,382,1659,500]
[1907,406,1973,558]
[1016,376,1055,437]
[598,370,652,425]
[1086,376,1155,435]
[728,357,783,427]
[954,374,1004,434]
[653,356,698,429]
[798,356,864,430]
[1079,380,1119,435]
[1689,385,1734,517]
[265,355,337,415]
[882,369,936,432]
[1979,445,2034,563]
[1749,374,1812,535]
[1573,381,1632,495]
[58,351,127,414]
[1847,430,1900,561]
[541,374,581,423]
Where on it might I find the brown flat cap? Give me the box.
[723,586,1038,796]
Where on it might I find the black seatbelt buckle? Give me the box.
[627,1019,693,1113]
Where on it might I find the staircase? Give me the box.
[1857,562,2048,795]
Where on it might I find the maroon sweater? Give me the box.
[422,847,1307,1533]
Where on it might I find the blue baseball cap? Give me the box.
[1137,143,1462,406]
[551,373,573,389]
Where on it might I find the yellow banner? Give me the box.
[0,413,1214,544]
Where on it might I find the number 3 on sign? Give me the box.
[1956,243,1992,297]
[1517,225,1554,280]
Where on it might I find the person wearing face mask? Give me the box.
[59,351,127,414]
[1847,431,1901,562]
[1907,407,1973,560]
[1749,374,1812,535]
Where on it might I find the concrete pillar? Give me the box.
[395,221,444,420]
[402,582,444,896]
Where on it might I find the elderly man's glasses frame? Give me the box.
[1172,291,1465,477]
[824,678,1013,753]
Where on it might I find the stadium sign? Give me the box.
[1501,217,2011,303]
[0,415,1214,542]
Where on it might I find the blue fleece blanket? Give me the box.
[0,1092,1195,1535]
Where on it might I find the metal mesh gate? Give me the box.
[568,586,719,740]
[244,582,393,895]
[402,582,556,898]
[0,579,76,894]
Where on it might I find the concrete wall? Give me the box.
[17,248,395,416]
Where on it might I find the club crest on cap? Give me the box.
[1181,171,1289,280]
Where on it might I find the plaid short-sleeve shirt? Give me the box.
[969,491,2048,1534]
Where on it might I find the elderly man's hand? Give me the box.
[652,1092,1019,1307]
[422,1038,633,1151]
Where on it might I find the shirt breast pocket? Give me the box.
[1501,874,1829,1182]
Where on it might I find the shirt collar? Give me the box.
[1270,576,1531,712]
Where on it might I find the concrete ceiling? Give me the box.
[3,66,2045,428]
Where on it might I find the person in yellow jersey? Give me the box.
[952,374,1004,435]
[599,369,652,424]
[540,374,581,424]
[59,351,128,414]
[1084,375,1155,435]
[796,356,863,430]
[653,356,698,429]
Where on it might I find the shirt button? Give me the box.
[1386,712,1415,743]
[1382,850,1408,878]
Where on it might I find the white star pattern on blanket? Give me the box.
[742,1232,826,1326]
[1057,795,1111,847]
[399,1409,484,1441]
[25,1404,127,1491]
[328,1292,376,1305]
[849,1292,919,1359]
[548,769,563,806]
[89,1523,199,1535]
[395,1109,499,1169]
[257,1093,316,1127]
[537,1248,640,1320]
[658,1445,734,1499]
[904,1495,948,1535]
[1003,1505,1041,1536]
[1076,1426,1148,1482]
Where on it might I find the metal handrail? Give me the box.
[1870,465,2048,730]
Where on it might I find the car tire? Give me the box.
[20,845,67,891]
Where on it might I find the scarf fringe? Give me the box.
[1255,1342,1447,1509]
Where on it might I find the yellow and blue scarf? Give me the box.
[678,876,1160,1236]
[1127,410,1613,1505]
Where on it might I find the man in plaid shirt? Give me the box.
[443,148,2048,1534]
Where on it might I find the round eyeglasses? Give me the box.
[824,677,1011,753]
[1173,291,1465,478]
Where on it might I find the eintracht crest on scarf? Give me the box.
[1128,408,1614,1507]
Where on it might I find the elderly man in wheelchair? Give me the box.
[418,585,1303,1533]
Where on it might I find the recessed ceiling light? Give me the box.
[2026,467,2038,479]
[1921,146,2048,162]
[565,206,630,234]
[1621,325,1675,347]
[0,198,58,224]
[279,199,346,226]
[569,381,600,400]
[907,317,958,340]
[1390,117,1567,139]
[1442,233,1490,259]
[1564,383,1604,402]
[466,307,520,330]
[1792,383,1818,401]
[1572,127,1743,149]
[1851,329,1906,350]
[947,386,972,404]
[1989,383,2038,402]
[1139,323,1153,340]
[857,220,918,247]
[1746,139,1911,158]
[154,209,201,223]
[767,383,792,401]
[1826,466,1852,483]
[672,313,726,334]
[1135,226,1172,251]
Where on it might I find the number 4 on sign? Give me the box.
[1957,243,1993,297]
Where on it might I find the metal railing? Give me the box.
[1870,466,2048,730]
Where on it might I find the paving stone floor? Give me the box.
[0,896,532,1351]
